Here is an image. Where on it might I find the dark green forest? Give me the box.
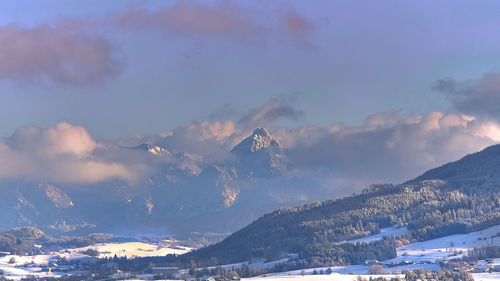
[179,180,499,267]
[178,145,500,267]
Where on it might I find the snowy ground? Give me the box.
[0,241,192,280]
[203,254,300,272]
[244,272,500,281]
[2,225,500,280]
[384,224,500,265]
[0,254,61,280]
[69,241,192,258]
[473,273,500,281]
[246,274,403,281]
[335,227,408,245]
[202,225,500,281]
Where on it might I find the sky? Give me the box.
[2,0,500,187]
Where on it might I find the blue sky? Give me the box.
[2,1,500,187]
[1,0,500,140]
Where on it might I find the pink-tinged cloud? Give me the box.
[154,121,239,161]
[116,1,315,46]
[10,121,96,157]
[0,122,135,184]
[117,1,265,37]
[279,9,315,49]
[0,23,120,86]
[280,10,314,38]
[274,111,500,184]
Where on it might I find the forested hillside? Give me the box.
[179,145,500,268]
[0,227,114,255]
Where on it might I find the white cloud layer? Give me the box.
[0,121,135,184]
[275,111,500,183]
[2,101,500,189]
[139,98,500,187]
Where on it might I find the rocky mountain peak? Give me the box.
[231,128,281,154]
[229,128,286,178]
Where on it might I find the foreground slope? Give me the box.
[180,145,500,267]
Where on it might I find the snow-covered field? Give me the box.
[383,224,500,265]
[114,274,500,281]
[203,254,300,272]
[0,241,192,280]
[70,241,192,258]
[473,272,500,281]
[247,273,402,281]
[243,272,500,281]
[0,254,61,280]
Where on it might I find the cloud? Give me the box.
[9,121,96,157]
[117,1,265,37]
[148,97,303,160]
[153,121,239,161]
[115,1,315,47]
[0,22,120,86]
[143,103,500,191]
[2,108,499,193]
[238,95,304,130]
[279,9,315,49]
[0,122,135,184]
[274,111,500,184]
[434,72,500,118]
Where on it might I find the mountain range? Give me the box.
[1,130,500,271]
[0,128,324,238]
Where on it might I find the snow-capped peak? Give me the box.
[231,128,281,154]
[132,143,169,156]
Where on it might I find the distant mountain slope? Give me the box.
[179,144,500,267]
[412,144,500,186]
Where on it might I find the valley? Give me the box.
[2,143,500,280]
[0,224,499,280]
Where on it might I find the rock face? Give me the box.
[231,128,287,178]
[42,184,74,208]
[232,128,277,153]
